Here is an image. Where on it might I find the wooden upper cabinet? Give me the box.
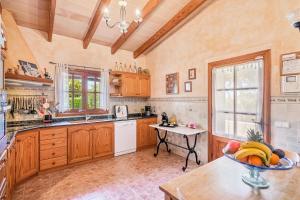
[122,74,139,96]
[68,126,93,164]
[139,75,150,97]
[15,130,39,183]
[110,72,150,97]
[92,123,114,158]
[137,118,157,149]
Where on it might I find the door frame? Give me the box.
[208,50,271,162]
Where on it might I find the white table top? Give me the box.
[149,124,207,136]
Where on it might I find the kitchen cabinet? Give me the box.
[122,73,139,96]
[7,140,15,200]
[0,150,7,200]
[68,126,93,164]
[92,123,114,158]
[138,75,150,97]
[110,71,150,97]
[15,130,39,183]
[137,118,157,150]
[40,127,67,171]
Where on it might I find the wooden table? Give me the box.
[160,156,300,200]
[149,124,206,171]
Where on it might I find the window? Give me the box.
[212,58,264,140]
[65,69,104,114]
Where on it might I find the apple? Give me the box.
[224,140,240,154]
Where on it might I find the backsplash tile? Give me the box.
[149,95,300,163]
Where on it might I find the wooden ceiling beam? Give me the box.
[133,0,207,58]
[111,0,161,54]
[83,0,112,49]
[48,0,56,42]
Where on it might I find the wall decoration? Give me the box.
[188,68,196,80]
[166,72,179,94]
[280,51,300,75]
[18,60,41,78]
[184,81,192,92]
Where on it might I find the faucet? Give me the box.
[85,114,91,121]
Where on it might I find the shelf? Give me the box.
[5,73,53,87]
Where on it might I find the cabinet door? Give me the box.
[15,131,39,183]
[92,123,114,158]
[68,126,92,164]
[139,76,150,97]
[148,118,158,146]
[7,141,15,199]
[122,74,139,96]
[137,119,150,148]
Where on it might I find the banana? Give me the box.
[235,148,267,165]
[239,141,272,165]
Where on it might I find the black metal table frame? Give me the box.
[153,128,201,171]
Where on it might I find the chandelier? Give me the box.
[103,0,143,34]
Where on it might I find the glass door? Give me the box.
[212,58,263,140]
[208,50,271,161]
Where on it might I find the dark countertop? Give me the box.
[0,113,158,156]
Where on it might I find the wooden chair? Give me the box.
[284,150,300,167]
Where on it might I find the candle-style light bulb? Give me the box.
[103,7,110,19]
[135,9,143,23]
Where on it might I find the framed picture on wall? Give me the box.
[188,68,196,80]
[184,81,192,92]
[166,72,179,94]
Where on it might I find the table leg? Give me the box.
[182,134,201,171]
[154,129,171,157]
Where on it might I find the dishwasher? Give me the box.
[114,120,136,156]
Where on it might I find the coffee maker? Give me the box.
[145,106,152,116]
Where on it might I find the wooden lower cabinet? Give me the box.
[137,118,157,149]
[68,126,93,164]
[0,151,7,200]
[92,123,114,158]
[15,130,39,184]
[40,127,67,171]
[7,141,16,200]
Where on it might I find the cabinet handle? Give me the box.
[52,162,56,165]
[52,152,55,156]
[52,134,55,136]
[52,143,55,146]
[16,139,21,142]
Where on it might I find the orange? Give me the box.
[248,155,263,166]
[270,153,280,165]
[237,156,248,163]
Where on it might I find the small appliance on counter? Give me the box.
[159,112,178,128]
[114,105,128,119]
[145,105,152,116]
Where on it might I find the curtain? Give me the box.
[255,59,264,132]
[100,69,109,110]
[55,63,69,112]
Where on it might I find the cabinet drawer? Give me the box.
[40,128,67,141]
[40,156,67,171]
[40,138,67,150]
[40,147,67,160]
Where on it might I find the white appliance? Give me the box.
[114,120,136,156]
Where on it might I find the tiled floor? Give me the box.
[13,149,199,200]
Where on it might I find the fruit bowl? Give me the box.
[222,148,294,189]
